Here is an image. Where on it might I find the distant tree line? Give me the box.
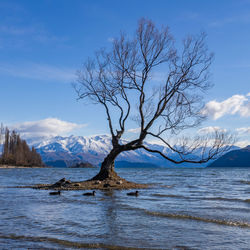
[0,125,43,167]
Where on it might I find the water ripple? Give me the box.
[145,211,250,228]
[0,233,150,250]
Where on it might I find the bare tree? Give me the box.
[0,126,43,167]
[74,19,234,181]
[0,123,5,161]
[0,123,4,146]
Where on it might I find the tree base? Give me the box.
[30,170,148,190]
[90,168,120,181]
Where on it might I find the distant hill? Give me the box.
[116,161,161,168]
[45,160,67,168]
[208,146,250,168]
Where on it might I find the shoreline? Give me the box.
[0,165,47,169]
[1,166,149,190]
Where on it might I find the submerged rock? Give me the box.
[51,178,71,188]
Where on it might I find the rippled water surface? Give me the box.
[0,167,250,249]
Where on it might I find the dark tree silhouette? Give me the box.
[74,19,233,181]
[0,126,43,167]
[0,123,4,146]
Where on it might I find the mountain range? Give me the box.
[27,135,174,167]
[1,134,244,168]
[25,134,217,168]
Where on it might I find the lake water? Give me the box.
[0,167,250,249]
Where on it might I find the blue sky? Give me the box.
[0,0,249,147]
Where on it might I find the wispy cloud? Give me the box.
[209,13,250,27]
[0,22,68,43]
[177,11,200,22]
[0,62,75,83]
[128,127,141,133]
[202,93,250,120]
[198,126,227,134]
[11,118,87,138]
[0,21,68,49]
[236,127,250,134]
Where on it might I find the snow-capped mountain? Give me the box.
[30,135,113,155]
[27,134,178,167]
[2,134,239,167]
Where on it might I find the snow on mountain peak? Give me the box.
[27,134,213,168]
[28,134,169,165]
[32,134,114,155]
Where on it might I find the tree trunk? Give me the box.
[91,147,122,181]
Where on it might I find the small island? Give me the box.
[69,162,95,168]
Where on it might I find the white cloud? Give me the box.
[236,127,250,134]
[128,127,141,133]
[234,140,250,148]
[0,62,75,83]
[11,118,87,138]
[0,22,67,46]
[198,126,226,134]
[202,94,250,120]
[239,101,250,117]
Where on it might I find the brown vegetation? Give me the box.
[0,126,43,167]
